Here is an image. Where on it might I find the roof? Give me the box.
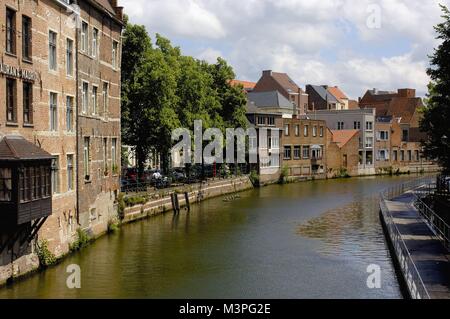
[247,91,295,110]
[307,85,339,104]
[93,0,116,15]
[330,130,359,148]
[230,80,257,91]
[0,136,54,161]
[386,97,422,124]
[271,72,302,93]
[327,86,348,101]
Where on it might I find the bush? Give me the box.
[70,228,91,252]
[124,195,147,207]
[107,219,120,233]
[36,240,57,267]
[279,165,289,184]
[249,170,260,186]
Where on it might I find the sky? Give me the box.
[118,0,449,99]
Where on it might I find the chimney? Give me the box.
[262,70,272,77]
[397,88,416,98]
[373,88,378,94]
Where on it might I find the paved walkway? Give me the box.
[385,192,450,299]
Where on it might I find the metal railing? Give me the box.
[380,196,431,299]
[380,177,435,299]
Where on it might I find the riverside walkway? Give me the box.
[382,188,450,299]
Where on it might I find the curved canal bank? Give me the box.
[0,175,422,298]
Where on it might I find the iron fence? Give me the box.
[379,191,431,299]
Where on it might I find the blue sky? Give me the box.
[119,0,449,99]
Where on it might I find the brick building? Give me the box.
[253,70,309,116]
[326,129,361,177]
[280,118,327,177]
[76,0,123,237]
[0,0,123,285]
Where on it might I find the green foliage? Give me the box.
[124,195,148,207]
[249,170,260,186]
[70,229,91,252]
[279,165,290,184]
[335,168,350,179]
[107,220,120,233]
[421,5,450,173]
[36,240,56,267]
[118,193,126,218]
[121,23,248,175]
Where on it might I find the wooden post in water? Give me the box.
[184,192,190,212]
[171,193,178,214]
[174,193,180,213]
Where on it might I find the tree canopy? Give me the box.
[121,19,248,173]
[421,5,450,173]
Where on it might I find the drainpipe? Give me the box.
[75,18,80,226]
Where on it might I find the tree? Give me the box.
[421,5,450,173]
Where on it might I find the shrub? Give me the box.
[70,228,91,252]
[249,170,260,186]
[107,220,120,233]
[36,240,57,267]
[124,195,147,207]
[279,165,289,184]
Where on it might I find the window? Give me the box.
[112,41,118,69]
[257,116,265,125]
[22,16,32,60]
[249,136,257,150]
[66,96,74,131]
[49,31,57,70]
[400,150,405,161]
[112,138,117,173]
[302,146,310,159]
[337,122,344,130]
[354,121,361,130]
[82,82,89,114]
[284,146,292,160]
[293,146,301,159]
[393,150,398,161]
[92,28,99,58]
[81,22,88,52]
[0,168,12,202]
[304,125,309,137]
[84,137,90,180]
[377,150,389,161]
[50,92,58,131]
[313,126,317,137]
[365,137,373,148]
[270,153,280,168]
[66,38,74,76]
[6,78,17,123]
[402,129,409,142]
[379,131,389,140]
[267,117,275,126]
[319,126,324,137]
[23,82,33,124]
[268,135,279,149]
[103,138,108,173]
[366,121,373,131]
[284,124,289,136]
[6,8,16,54]
[295,125,299,136]
[19,166,50,202]
[92,86,98,115]
[67,155,74,191]
[102,82,109,114]
[408,150,412,161]
[415,150,420,161]
[51,156,60,194]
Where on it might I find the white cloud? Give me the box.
[120,0,450,98]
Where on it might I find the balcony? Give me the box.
[0,136,54,226]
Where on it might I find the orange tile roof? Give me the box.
[327,86,348,101]
[230,80,257,90]
[330,130,359,148]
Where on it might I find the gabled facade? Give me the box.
[253,70,308,116]
[305,85,340,111]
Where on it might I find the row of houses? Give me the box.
[235,70,433,184]
[0,0,124,284]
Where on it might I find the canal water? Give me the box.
[0,176,415,299]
